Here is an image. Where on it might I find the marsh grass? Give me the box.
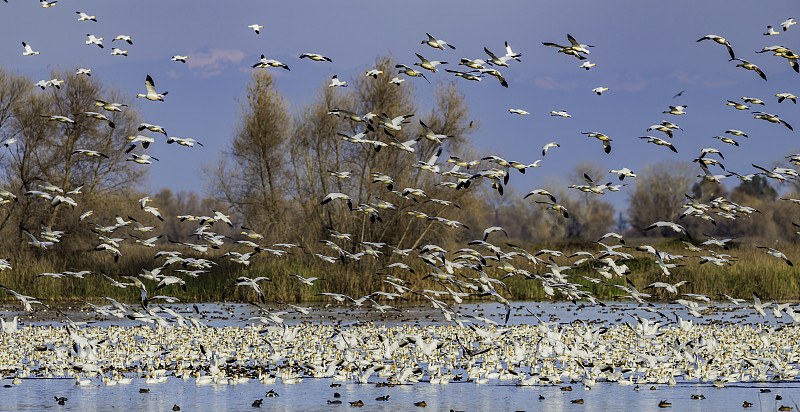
[1,238,799,307]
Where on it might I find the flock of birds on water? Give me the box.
[2,2,800,409]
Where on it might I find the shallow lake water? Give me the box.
[1,301,798,411]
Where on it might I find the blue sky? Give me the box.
[2,0,799,211]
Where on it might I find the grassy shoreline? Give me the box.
[1,238,798,306]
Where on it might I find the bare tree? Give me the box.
[627,160,695,236]
[208,71,292,239]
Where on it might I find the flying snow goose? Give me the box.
[136,75,167,101]
[697,34,735,59]
[609,168,636,181]
[753,111,792,130]
[171,55,188,63]
[365,69,383,78]
[126,135,155,152]
[756,246,792,266]
[320,192,353,210]
[41,114,75,124]
[76,12,97,22]
[328,75,347,87]
[166,137,203,147]
[422,33,456,50]
[248,24,264,34]
[781,18,797,31]
[252,55,290,70]
[396,64,430,84]
[126,154,159,164]
[776,92,797,103]
[94,99,127,112]
[582,132,612,154]
[299,52,332,62]
[730,58,767,80]
[444,68,481,82]
[484,46,513,67]
[138,123,167,135]
[72,149,108,159]
[504,41,522,61]
[663,105,687,115]
[112,35,133,45]
[21,42,39,56]
[86,34,103,48]
[414,53,446,73]
[419,120,452,143]
[75,111,115,128]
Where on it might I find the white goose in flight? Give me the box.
[422,33,456,50]
[697,34,735,59]
[730,59,767,80]
[756,246,792,266]
[396,64,430,84]
[419,120,452,144]
[167,137,203,147]
[299,52,332,62]
[75,111,114,128]
[86,34,103,48]
[126,154,159,164]
[752,111,793,130]
[138,123,167,135]
[582,132,612,154]
[252,55,290,70]
[136,75,167,101]
[77,12,97,22]
[414,53,446,73]
[22,42,39,56]
[328,75,347,88]
[320,192,353,210]
[113,35,133,45]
